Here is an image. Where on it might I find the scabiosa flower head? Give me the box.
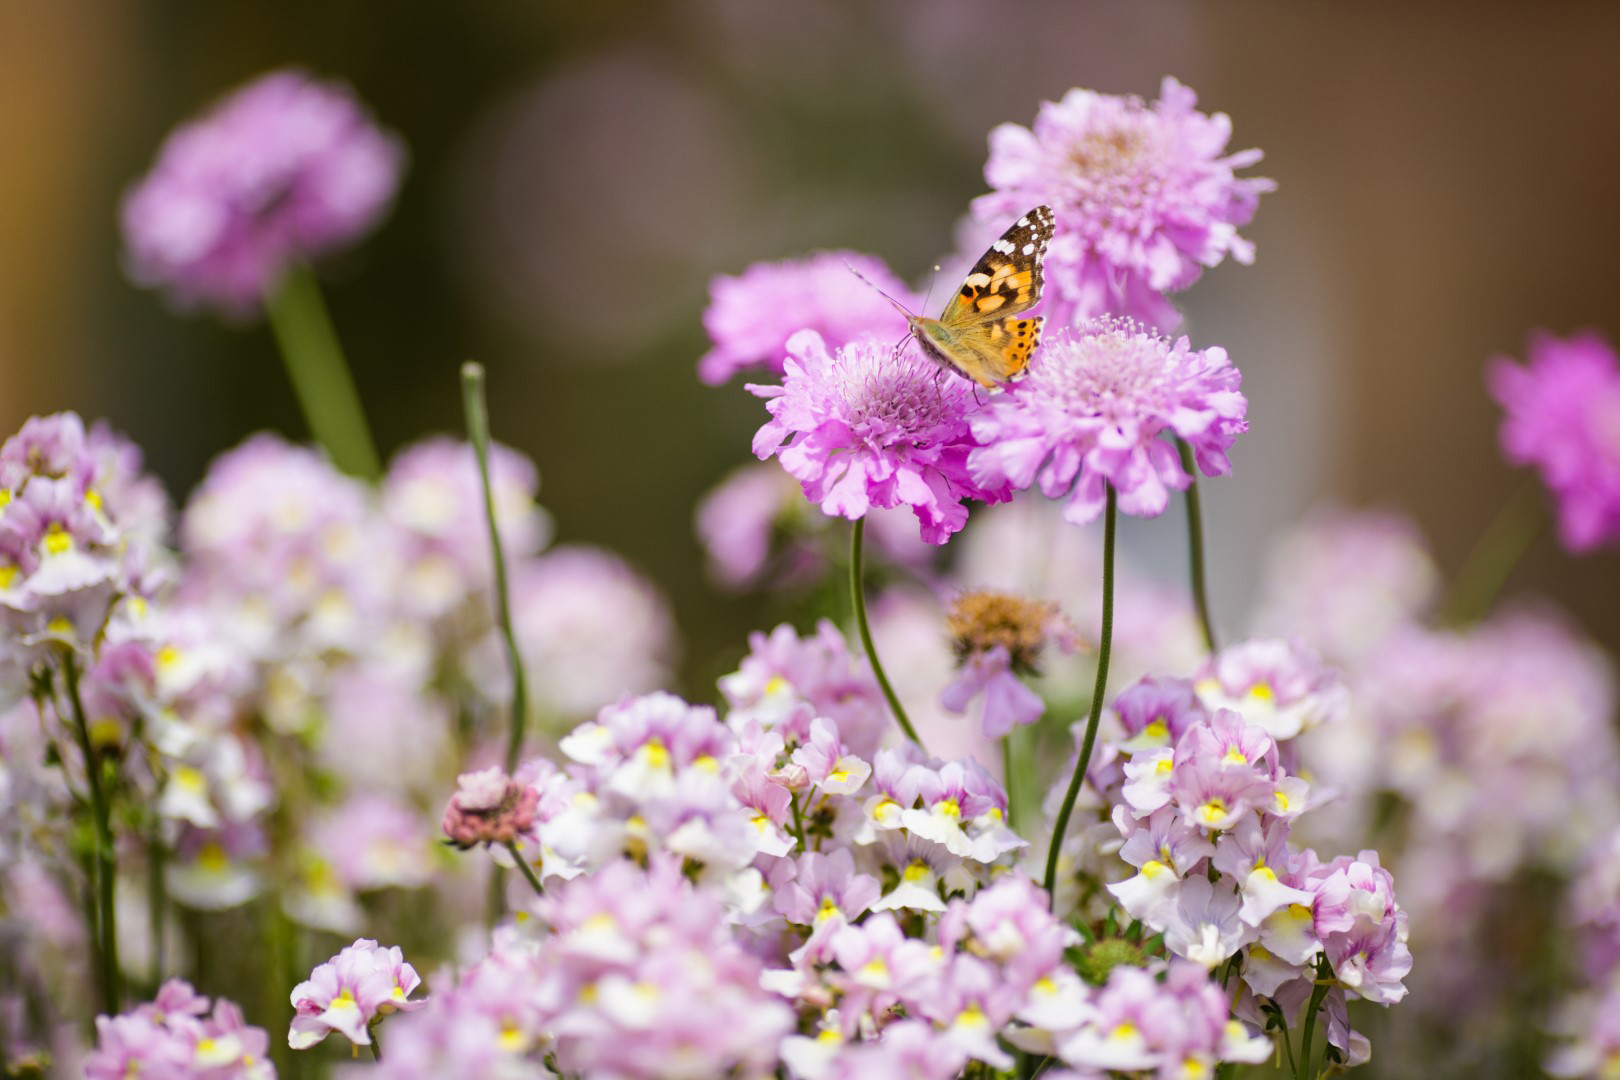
[289,938,425,1050]
[975,77,1272,331]
[442,767,540,849]
[968,319,1246,525]
[700,252,918,385]
[121,68,405,315]
[86,979,273,1079]
[1488,330,1620,552]
[750,330,1009,544]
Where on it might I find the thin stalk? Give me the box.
[1274,998,1298,1077]
[849,518,924,749]
[1001,734,1018,833]
[1043,486,1116,910]
[368,1033,382,1062]
[506,842,545,897]
[264,263,381,480]
[1441,482,1546,627]
[1297,958,1333,1080]
[147,830,166,987]
[790,794,807,849]
[1175,438,1217,652]
[62,654,120,1015]
[461,362,530,774]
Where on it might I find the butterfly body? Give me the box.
[911,205,1055,389]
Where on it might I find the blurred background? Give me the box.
[2,0,1619,684]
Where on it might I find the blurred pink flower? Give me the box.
[122,68,404,315]
[1488,330,1620,552]
[700,252,917,385]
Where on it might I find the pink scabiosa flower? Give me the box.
[968,319,1246,525]
[288,938,425,1050]
[121,67,405,315]
[749,329,1009,544]
[1488,330,1620,552]
[974,77,1272,331]
[700,251,918,385]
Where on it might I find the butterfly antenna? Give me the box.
[920,263,942,314]
[843,260,915,320]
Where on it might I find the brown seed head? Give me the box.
[946,589,1058,674]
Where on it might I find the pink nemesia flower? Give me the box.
[749,330,1009,544]
[288,938,425,1049]
[1488,330,1620,552]
[86,979,272,1080]
[974,77,1272,331]
[968,320,1246,526]
[121,67,404,315]
[700,251,918,385]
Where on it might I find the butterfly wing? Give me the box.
[931,205,1054,384]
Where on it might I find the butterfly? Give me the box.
[855,206,1054,388]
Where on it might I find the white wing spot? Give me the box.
[1022,243,1035,255]
[993,240,1015,254]
[1017,217,1030,227]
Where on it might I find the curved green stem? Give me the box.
[1043,487,1116,909]
[849,518,924,750]
[461,363,530,774]
[1441,483,1546,627]
[1297,957,1334,1080]
[62,654,121,1015]
[264,263,381,480]
[506,842,545,897]
[1001,734,1018,833]
[1176,438,1217,653]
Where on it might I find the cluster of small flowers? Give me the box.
[1548,828,1620,1076]
[1042,637,1406,1066]
[155,431,673,928]
[85,979,272,1079]
[1256,514,1620,953]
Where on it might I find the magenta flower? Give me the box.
[974,77,1272,331]
[121,68,404,315]
[288,938,425,1050]
[750,330,1008,544]
[700,251,919,385]
[968,320,1246,525]
[1488,330,1620,552]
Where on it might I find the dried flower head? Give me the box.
[946,589,1060,675]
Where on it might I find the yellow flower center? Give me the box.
[43,523,72,556]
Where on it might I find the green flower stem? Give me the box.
[62,653,121,1015]
[506,842,545,897]
[1441,482,1547,627]
[147,830,166,987]
[1043,486,1115,910]
[264,263,381,481]
[1175,438,1217,653]
[1001,734,1018,833]
[1296,957,1334,1080]
[461,362,530,775]
[849,518,925,750]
